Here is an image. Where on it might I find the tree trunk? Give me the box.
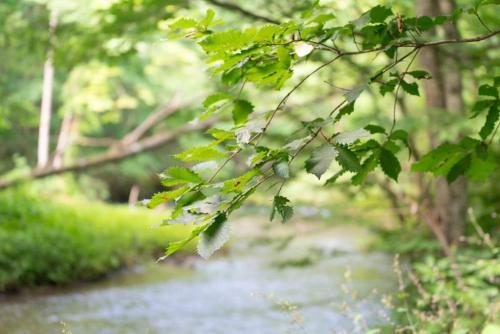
[53,112,76,168]
[128,184,140,207]
[435,0,468,245]
[37,10,57,168]
[416,0,468,247]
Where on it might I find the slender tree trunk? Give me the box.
[416,0,467,247]
[37,10,57,168]
[128,184,140,207]
[52,112,76,168]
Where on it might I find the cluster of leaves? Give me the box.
[149,3,499,258]
[413,81,499,183]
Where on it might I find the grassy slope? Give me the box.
[0,189,192,291]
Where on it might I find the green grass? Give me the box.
[0,188,192,292]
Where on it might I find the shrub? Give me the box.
[0,188,191,291]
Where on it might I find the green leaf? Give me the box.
[400,80,420,96]
[407,70,431,79]
[148,186,190,209]
[164,224,207,258]
[270,195,294,223]
[415,16,434,31]
[389,130,410,152]
[412,143,456,172]
[199,8,216,28]
[369,5,393,23]
[479,102,499,139]
[175,146,226,162]
[232,99,254,125]
[277,46,291,68]
[222,169,260,193]
[380,148,401,181]
[336,146,361,172]
[203,93,232,108]
[364,124,386,134]
[325,170,347,185]
[467,155,495,182]
[472,99,495,118]
[305,145,338,179]
[447,154,471,183]
[478,84,498,98]
[207,128,236,141]
[335,101,355,121]
[161,167,202,187]
[198,214,229,259]
[379,79,398,96]
[352,153,379,185]
[273,161,290,179]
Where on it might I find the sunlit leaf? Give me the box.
[305,145,338,179]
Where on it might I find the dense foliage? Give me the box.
[146,2,499,258]
[0,188,191,291]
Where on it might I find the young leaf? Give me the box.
[198,214,230,259]
[305,145,339,179]
[175,146,226,162]
[203,93,232,108]
[161,167,202,186]
[270,195,294,223]
[380,148,401,181]
[336,146,361,172]
[164,224,207,258]
[222,169,260,193]
[148,186,190,209]
[232,99,254,125]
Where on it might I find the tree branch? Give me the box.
[75,136,119,147]
[0,121,213,190]
[120,93,184,145]
[204,0,280,24]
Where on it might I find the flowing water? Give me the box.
[0,217,396,334]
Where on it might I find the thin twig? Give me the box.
[390,48,420,135]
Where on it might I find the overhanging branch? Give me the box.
[204,0,280,24]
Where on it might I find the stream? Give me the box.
[0,216,397,334]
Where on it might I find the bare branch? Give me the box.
[120,93,183,145]
[204,0,280,25]
[75,136,119,147]
[0,121,213,190]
